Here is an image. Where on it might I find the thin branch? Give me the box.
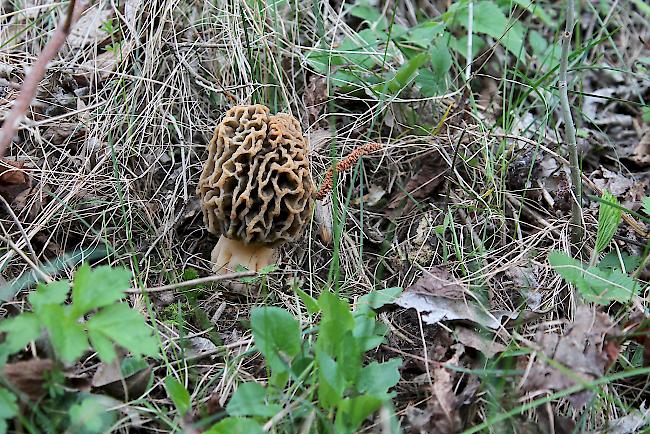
[126,271,257,293]
[558,0,584,247]
[0,0,84,158]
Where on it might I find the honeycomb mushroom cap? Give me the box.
[197,104,314,246]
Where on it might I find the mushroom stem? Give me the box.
[211,235,276,273]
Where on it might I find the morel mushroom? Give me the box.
[197,104,314,276]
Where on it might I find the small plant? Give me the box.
[0,264,158,433]
[202,287,403,433]
[549,190,639,304]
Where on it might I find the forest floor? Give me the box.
[1,0,650,433]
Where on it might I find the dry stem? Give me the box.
[0,0,84,158]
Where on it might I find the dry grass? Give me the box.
[2,0,650,432]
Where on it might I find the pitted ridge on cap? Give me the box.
[197,104,314,245]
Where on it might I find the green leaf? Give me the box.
[599,252,641,273]
[317,352,346,410]
[0,387,18,420]
[294,287,320,315]
[595,190,622,254]
[205,418,265,434]
[69,395,118,434]
[387,52,430,93]
[86,304,158,363]
[38,304,88,364]
[317,291,354,357]
[346,0,389,29]
[226,382,282,418]
[72,264,132,316]
[549,251,639,305]
[642,197,650,216]
[446,1,528,61]
[164,376,191,416]
[356,287,402,314]
[28,280,70,312]
[0,313,41,362]
[250,307,301,375]
[404,21,445,47]
[512,0,557,27]
[357,358,402,397]
[334,395,384,433]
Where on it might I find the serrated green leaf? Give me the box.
[69,395,118,434]
[86,304,158,363]
[595,190,622,254]
[599,252,641,273]
[38,304,88,364]
[72,264,132,317]
[0,313,41,362]
[164,376,191,416]
[357,358,402,397]
[226,382,282,418]
[250,307,301,375]
[29,280,70,312]
[205,417,265,434]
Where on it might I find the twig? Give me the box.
[466,1,474,81]
[0,234,51,283]
[126,271,257,293]
[0,0,84,158]
[0,194,38,262]
[558,0,584,247]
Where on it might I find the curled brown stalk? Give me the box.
[0,0,85,158]
[315,142,382,200]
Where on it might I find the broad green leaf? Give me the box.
[335,395,384,433]
[294,287,320,315]
[0,313,41,362]
[72,264,132,316]
[69,395,118,434]
[226,382,282,418]
[549,251,639,305]
[28,280,70,312]
[86,304,158,363]
[250,307,301,375]
[347,0,389,29]
[642,197,650,216]
[512,0,557,27]
[357,358,402,397]
[404,21,445,47]
[595,190,622,254]
[205,418,265,434]
[599,252,641,273]
[446,1,528,61]
[317,291,354,357]
[0,387,18,420]
[38,304,88,364]
[164,376,191,416]
[387,52,430,93]
[317,352,346,410]
[356,287,402,314]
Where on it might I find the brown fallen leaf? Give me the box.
[629,126,650,166]
[455,327,507,358]
[0,157,31,203]
[92,357,152,400]
[68,5,113,49]
[303,75,328,124]
[405,344,464,434]
[388,151,447,211]
[4,359,55,400]
[520,305,618,409]
[394,267,519,329]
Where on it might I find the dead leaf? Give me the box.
[520,305,618,409]
[303,76,328,124]
[592,167,635,197]
[352,184,385,207]
[92,357,152,400]
[595,404,650,434]
[455,327,507,358]
[4,359,55,400]
[388,151,447,211]
[0,158,31,203]
[630,126,650,166]
[394,267,519,329]
[68,6,113,48]
[405,344,464,434]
